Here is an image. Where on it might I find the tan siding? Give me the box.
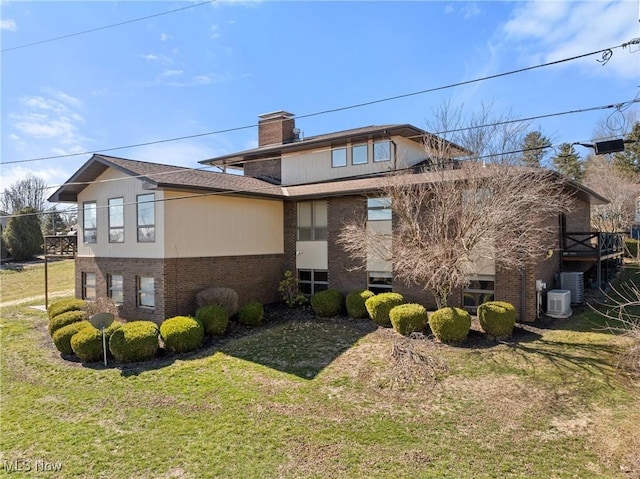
[163,192,283,257]
[366,220,392,271]
[295,241,328,269]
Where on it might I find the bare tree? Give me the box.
[0,175,50,214]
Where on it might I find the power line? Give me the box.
[3,40,637,166]
[0,1,217,53]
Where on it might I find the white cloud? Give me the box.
[160,33,171,42]
[143,53,159,61]
[443,2,480,19]
[161,69,184,77]
[1,19,17,31]
[210,24,220,39]
[500,1,638,79]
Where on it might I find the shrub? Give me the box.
[389,303,428,336]
[238,301,265,326]
[625,237,639,258]
[109,321,159,362]
[196,287,239,317]
[428,307,471,343]
[278,270,308,307]
[195,305,228,336]
[48,298,86,320]
[52,320,92,355]
[160,316,204,354]
[83,297,121,319]
[311,289,344,318]
[3,206,43,261]
[48,310,88,336]
[365,292,404,326]
[477,301,517,338]
[71,321,123,363]
[346,290,375,319]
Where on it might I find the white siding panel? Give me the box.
[295,241,328,270]
[163,192,283,257]
[77,168,165,258]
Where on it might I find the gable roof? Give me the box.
[47,154,282,203]
[199,123,471,169]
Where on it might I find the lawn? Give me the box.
[0,259,75,304]
[0,264,639,478]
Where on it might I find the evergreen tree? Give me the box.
[552,143,583,181]
[521,130,551,167]
[42,209,66,236]
[2,207,44,261]
[613,121,640,176]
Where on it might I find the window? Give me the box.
[297,200,328,241]
[137,193,155,242]
[368,271,393,293]
[462,276,495,313]
[137,276,155,308]
[108,274,123,304]
[108,197,124,243]
[83,201,97,243]
[331,147,347,168]
[373,140,391,162]
[352,144,368,165]
[367,197,392,221]
[82,272,96,300]
[298,270,328,296]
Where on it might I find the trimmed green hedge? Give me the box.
[160,316,204,354]
[52,320,92,355]
[238,301,264,326]
[109,321,159,362]
[70,321,123,363]
[48,310,88,336]
[196,304,228,336]
[389,303,428,336]
[428,307,471,343]
[477,301,516,338]
[346,290,375,319]
[48,298,86,321]
[625,238,638,258]
[365,292,404,326]
[311,289,345,318]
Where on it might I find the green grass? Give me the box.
[1,264,639,478]
[0,259,75,303]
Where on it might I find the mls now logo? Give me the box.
[3,459,63,473]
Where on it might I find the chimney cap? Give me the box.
[258,110,295,121]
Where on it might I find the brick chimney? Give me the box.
[258,111,295,146]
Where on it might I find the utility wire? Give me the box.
[3,40,638,166]
[0,1,217,53]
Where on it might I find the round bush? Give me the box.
[389,303,428,336]
[160,316,204,354]
[109,321,159,362]
[238,301,265,326]
[48,310,88,336]
[196,304,228,336]
[428,307,471,343]
[311,289,344,318]
[48,298,86,320]
[70,321,123,363]
[365,292,404,326]
[477,301,517,338]
[52,320,92,355]
[346,290,375,319]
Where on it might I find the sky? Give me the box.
[1,0,639,200]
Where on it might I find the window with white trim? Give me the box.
[297,200,328,241]
[137,276,155,308]
[83,201,97,243]
[82,272,97,300]
[352,144,368,165]
[331,147,347,168]
[298,269,328,296]
[137,193,155,242]
[108,197,124,243]
[108,274,124,304]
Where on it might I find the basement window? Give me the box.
[108,274,124,305]
[137,276,155,309]
[82,272,97,301]
[297,269,328,296]
[462,276,495,313]
[368,271,393,293]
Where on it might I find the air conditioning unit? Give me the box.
[546,289,572,319]
[560,271,584,304]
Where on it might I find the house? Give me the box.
[49,111,619,323]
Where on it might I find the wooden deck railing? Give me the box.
[562,232,624,259]
[44,235,77,257]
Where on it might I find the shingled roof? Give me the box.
[48,154,283,203]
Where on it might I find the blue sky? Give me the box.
[1,1,638,195]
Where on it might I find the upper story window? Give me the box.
[352,144,368,165]
[331,147,347,168]
[83,201,97,243]
[367,197,392,221]
[297,200,328,241]
[137,193,155,243]
[108,197,124,243]
[373,140,391,162]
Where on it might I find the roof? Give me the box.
[47,154,282,203]
[199,123,471,168]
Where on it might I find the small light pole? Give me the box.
[89,312,115,367]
